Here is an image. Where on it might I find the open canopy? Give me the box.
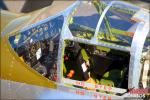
[7,0,149,92]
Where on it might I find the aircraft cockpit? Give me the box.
[7,0,149,98]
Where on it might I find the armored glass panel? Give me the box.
[68,1,104,39]
[9,15,64,82]
[98,2,141,48]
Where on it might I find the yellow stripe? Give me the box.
[0,36,57,89]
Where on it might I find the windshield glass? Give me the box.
[9,15,64,82]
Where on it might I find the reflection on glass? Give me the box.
[68,1,103,39]
[9,15,64,82]
[98,2,141,47]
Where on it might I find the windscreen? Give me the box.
[9,15,64,82]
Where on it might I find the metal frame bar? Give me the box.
[57,1,81,83]
[128,22,149,88]
[94,1,116,41]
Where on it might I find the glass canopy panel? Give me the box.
[68,1,105,39]
[98,2,141,48]
[143,32,150,52]
[9,15,64,82]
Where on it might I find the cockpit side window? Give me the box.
[9,15,64,82]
